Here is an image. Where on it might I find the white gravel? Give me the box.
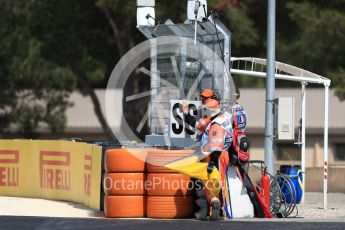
[0,196,102,218]
[1,193,344,221]
[297,192,345,221]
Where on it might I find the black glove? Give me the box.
[207,151,221,173]
[207,160,214,173]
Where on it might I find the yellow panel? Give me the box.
[0,140,102,211]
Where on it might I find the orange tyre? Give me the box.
[105,148,148,172]
[147,196,194,219]
[104,173,146,196]
[147,149,193,173]
[104,195,146,218]
[147,173,193,196]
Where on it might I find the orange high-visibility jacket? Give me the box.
[200,112,233,157]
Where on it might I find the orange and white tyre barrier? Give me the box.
[105,148,148,173]
[146,173,193,196]
[104,173,146,196]
[104,195,146,218]
[146,196,194,219]
[147,149,193,173]
[103,148,196,219]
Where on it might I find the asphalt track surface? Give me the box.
[1,216,345,230]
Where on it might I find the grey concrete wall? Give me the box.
[247,133,345,168]
[306,167,345,193]
[247,166,345,193]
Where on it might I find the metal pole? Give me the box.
[150,39,158,134]
[211,16,231,111]
[194,19,197,45]
[230,69,329,85]
[323,84,329,209]
[265,0,276,175]
[301,82,306,203]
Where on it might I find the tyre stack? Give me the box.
[104,148,148,218]
[146,149,195,219]
[98,142,121,212]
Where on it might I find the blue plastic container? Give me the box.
[279,165,303,204]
